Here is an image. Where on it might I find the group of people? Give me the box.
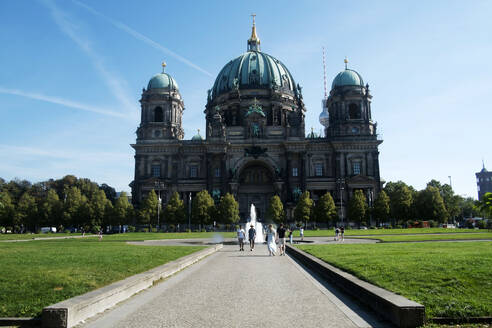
[237,223,299,256]
[236,224,258,252]
[334,226,345,241]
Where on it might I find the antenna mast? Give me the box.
[322,47,327,99]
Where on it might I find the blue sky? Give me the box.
[0,0,490,198]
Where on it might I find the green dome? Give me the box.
[191,130,203,141]
[211,50,296,99]
[331,69,364,89]
[148,73,179,90]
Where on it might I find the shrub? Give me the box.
[428,220,437,228]
[396,224,403,229]
[92,225,101,234]
[476,220,486,229]
[64,229,71,234]
[168,224,175,232]
[0,226,5,233]
[127,226,136,232]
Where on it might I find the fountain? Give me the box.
[245,204,264,243]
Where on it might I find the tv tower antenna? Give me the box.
[322,47,328,99]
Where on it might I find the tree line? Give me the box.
[1,175,490,233]
[0,175,242,233]
[289,179,490,228]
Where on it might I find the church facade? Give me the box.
[130,21,383,222]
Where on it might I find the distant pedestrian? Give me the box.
[98,230,103,241]
[340,226,345,241]
[248,224,256,251]
[237,226,245,251]
[277,224,286,256]
[300,227,304,241]
[266,224,277,256]
[335,227,340,241]
[289,228,293,244]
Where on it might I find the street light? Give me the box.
[188,192,192,232]
[154,181,165,231]
[337,178,345,226]
[368,189,374,226]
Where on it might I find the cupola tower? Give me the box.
[137,62,184,141]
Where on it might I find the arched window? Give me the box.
[154,107,163,122]
[348,103,361,119]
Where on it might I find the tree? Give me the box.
[39,189,62,227]
[478,192,492,219]
[384,181,413,224]
[100,183,117,203]
[294,191,313,227]
[0,191,15,228]
[313,192,336,226]
[373,190,390,226]
[164,192,186,226]
[139,190,158,228]
[348,189,367,227]
[191,190,214,227]
[267,195,285,224]
[89,189,109,229]
[17,192,38,231]
[63,186,84,228]
[218,193,239,225]
[113,192,132,226]
[415,186,448,223]
[427,180,459,221]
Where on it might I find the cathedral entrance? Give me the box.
[237,162,274,221]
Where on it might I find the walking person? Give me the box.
[340,226,345,241]
[248,224,256,251]
[289,228,293,244]
[237,225,245,251]
[335,227,339,241]
[266,224,277,256]
[299,226,304,241]
[277,224,286,256]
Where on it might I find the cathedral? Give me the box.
[130,19,383,222]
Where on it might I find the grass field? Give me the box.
[0,231,237,241]
[297,242,492,318]
[0,238,204,317]
[302,228,487,237]
[0,228,485,241]
[349,232,492,242]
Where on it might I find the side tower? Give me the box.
[325,59,375,138]
[131,63,185,204]
[137,62,184,141]
[318,59,382,223]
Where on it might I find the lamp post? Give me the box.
[154,181,165,231]
[188,192,192,232]
[337,178,345,226]
[368,189,374,227]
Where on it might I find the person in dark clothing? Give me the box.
[248,224,256,251]
[277,223,286,256]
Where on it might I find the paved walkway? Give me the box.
[80,243,390,328]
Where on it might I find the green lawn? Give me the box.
[297,242,492,318]
[350,232,492,242]
[0,231,236,241]
[0,233,85,240]
[101,231,235,241]
[0,239,204,317]
[302,228,486,237]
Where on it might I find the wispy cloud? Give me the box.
[0,144,130,162]
[72,0,214,78]
[40,0,136,114]
[0,86,132,119]
[0,144,133,191]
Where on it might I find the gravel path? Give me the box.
[80,244,389,328]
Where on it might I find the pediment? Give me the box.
[346,175,374,185]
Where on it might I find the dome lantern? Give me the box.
[247,14,261,52]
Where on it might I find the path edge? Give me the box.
[41,244,223,328]
[286,244,424,328]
